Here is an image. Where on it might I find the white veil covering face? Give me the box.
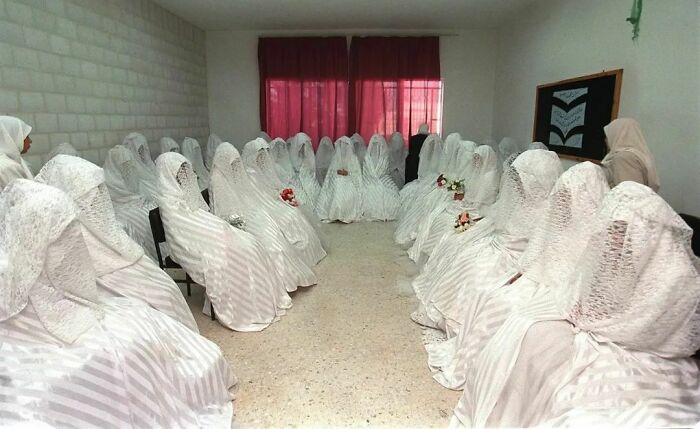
[316,136,363,223]
[181,137,210,190]
[463,145,500,207]
[528,141,548,151]
[289,132,321,207]
[270,137,294,185]
[121,132,159,201]
[417,133,444,180]
[439,133,462,175]
[242,138,285,196]
[0,179,101,343]
[361,134,400,221]
[389,132,407,188]
[602,118,660,191]
[160,137,180,154]
[47,142,79,160]
[315,136,335,183]
[497,137,520,165]
[351,133,367,165]
[259,131,272,142]
[210,143,316,291]
[0,116,34,187]
[205,133,223,169]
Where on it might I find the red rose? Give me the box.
[454,192,464,201]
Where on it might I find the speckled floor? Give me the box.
[187,221,460,428]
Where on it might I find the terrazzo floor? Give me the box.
[187,221,460,428]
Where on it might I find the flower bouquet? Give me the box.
[436,174,447,187]
[454,210,471,233]
[226,215,246,230]
[280,188,299,207]
[447,179,464,192]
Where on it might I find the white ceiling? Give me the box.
[151,0,535,31]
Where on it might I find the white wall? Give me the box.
[0,0,209,169]
[205,29,498,150]
[491,0,700,214]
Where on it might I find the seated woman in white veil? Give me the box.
[412,150,562,337]
[350,133,367,166]
[269,137,295,188]
[453,182,700,428]
[122,132,160,201]
[395,134,466,247]
[36,155,197,332]
[0,116,34,189]
[0,180,236,428]
[259,131,272,142]
[210,142,317,291]
[388,132,407,188]
[426,162,609,391]
[315,136,335,183]
[316,136,364,223]
[205,133,223,169]
[181,137,210,190]
[361,134,400,221]
[47,142,79,160]
[288,132,321,208]
[396,133,443,218]
[156,152,289,331]
[409,144,499,264]
[497,137,520,166]
[102,146,158,258]
[160,136,180,154]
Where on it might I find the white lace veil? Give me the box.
[498,137,520,164]
[270,137,294,183]
[103,145,153,206]
[389,132,406,167]
[205,133,223,169]
[417,134,443,179]
[242,138,285,194]
[0,179,101,343]
[439,133,463,175]
[449,141,478,181]
[290,133,317,178]
[528,141,548,151]
[602,118,660,191]
[485,149,563,237]
[36,155,144,276]
[326,137,363,189]
[364,134,391,178]
[121,132,159,200]
[463,145,500,206]
[0,115,34,179]
[159,137,180,154]
[566,181,699,357]
[519,162,609,290]
[315,136,335,179]
[181,137,210,190]
[48,142,79,160]
[351,133,367,165]
[210,142,267,219]
[156,152,209,212]
[259,131,272,143]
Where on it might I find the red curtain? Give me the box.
[349,37,442,144]
[258,37,348,149]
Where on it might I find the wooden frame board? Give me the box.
[532,69,623,163]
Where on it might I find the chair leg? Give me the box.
[210,302,215,321]
[186,273,191,297]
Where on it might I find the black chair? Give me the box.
[149,206,215,320]
[679,213,700,257]
[201,189,210,205]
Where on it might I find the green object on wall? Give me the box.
[626,0,643,41]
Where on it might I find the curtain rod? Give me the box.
[256,32,461,38]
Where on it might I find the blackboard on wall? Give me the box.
[533,69,623,162]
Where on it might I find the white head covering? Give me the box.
[242,138,284,194]
[159,137,180,154]
[438,133,463,176]
[602,118,660,191]
[418,124,429,135]
[0,179,101,343]
[35,156,143,276]
[181,137,210,190]
[0,116,34,181]
[497,137,520,164]
[528,141,548,151]
[156,152,208,212]
[449,140,478,181]
[350,133,367,165]
[486,149,563,237]
[416,134,444,179]
[315,136,335,181]
[210,142,268,219]
[325,137,363,190]
[270,137,294,184]
[364,134,391,178]
[463,145,500,206]
[259,131,272,143]
[519,162,610,290]
[121,133,159,200]
[205,133,223,169]
[103,145,152,206]
[565,181,699,357]
[48,142,79,160]
[289,133,317,177]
